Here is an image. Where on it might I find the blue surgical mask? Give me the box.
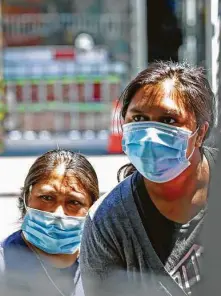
[21,206,85,255]
[122,121,198,183]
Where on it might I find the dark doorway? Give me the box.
[146,0,183,62]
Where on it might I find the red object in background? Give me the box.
[53,49,76,60]
[47,85,55,101]
[107,100,123,154]
[16,85,23,102]
[5,36,43,47]
[3,4,40,14]
[31,85,38,102]
[93,83,101,102]
[3,3,43,47]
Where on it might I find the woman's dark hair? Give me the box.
[117,61,217,182]
[19,149,99,218]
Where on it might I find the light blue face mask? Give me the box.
[21,205,85,255]
[122,121,198,183]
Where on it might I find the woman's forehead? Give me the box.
[129,85,189,114]
[32,176,87,199]
[34,169,81,190]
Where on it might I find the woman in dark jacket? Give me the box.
[80,61,217,296]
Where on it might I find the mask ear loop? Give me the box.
[24,185,32,211]
[191,126,200,137]
[187,127,200,160]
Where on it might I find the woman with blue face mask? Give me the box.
[80,61,218,296]
[0,149,99,296]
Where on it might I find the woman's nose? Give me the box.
[54,205,65,216]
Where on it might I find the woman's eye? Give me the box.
[68,200,81,206]
[132,115,147,122]
[40,195,53,202]
[161,117,176,124]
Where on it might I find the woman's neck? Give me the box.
[144,151,210,223]
[22,233,78,268]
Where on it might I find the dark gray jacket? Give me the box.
[80,174,188,296]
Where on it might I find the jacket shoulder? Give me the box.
[88,175,133,221]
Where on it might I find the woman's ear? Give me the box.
[196,122,209,148]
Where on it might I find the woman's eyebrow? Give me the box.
[128,106,182,116]
[67,191,86,202]
[161,109,181,116]
[37,185,56,193]
[128,107,145,114]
